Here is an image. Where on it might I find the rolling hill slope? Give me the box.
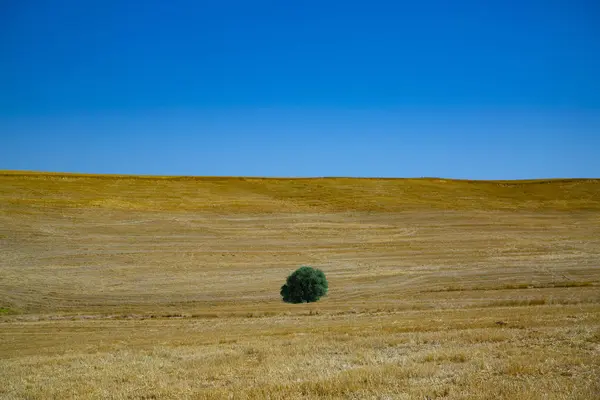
[1,171,599,213]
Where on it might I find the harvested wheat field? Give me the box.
[1,171,599,399]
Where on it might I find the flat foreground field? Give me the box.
[1,173,599,399]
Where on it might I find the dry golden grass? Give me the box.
[1,172,599,399]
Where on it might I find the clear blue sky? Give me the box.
[1,0,599,178]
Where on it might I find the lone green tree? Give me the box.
[280,266,328,303]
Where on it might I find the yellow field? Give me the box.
[1,172,599,399]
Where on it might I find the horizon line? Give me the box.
[1,170,598,184]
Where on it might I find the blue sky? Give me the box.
[1,0,599,178]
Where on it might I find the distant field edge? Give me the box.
[1,170,598,184]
